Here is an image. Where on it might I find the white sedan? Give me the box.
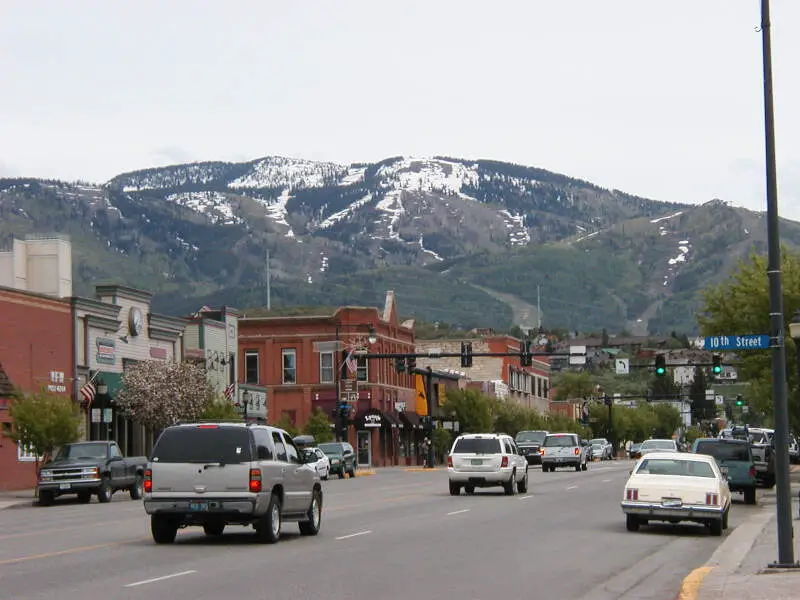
[303,447,331,480]
[621,451,731,536]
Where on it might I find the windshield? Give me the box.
[589,439,607,446]
[318,443,343,456]
[641,440,676,450]
[544,435,577,448]
[452,438,501,454]
[695,441,751,462]
[151,426,252,463]
[516,431,547,444]
[636,458,715,478]
[55,443,108,460]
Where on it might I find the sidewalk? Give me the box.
[688,485,800,600]
[0,488,36,510]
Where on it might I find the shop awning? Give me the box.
[354,407,400,429]
[95,371,124,398]
[399,411,422,429]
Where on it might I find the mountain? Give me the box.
[1,155,795,334]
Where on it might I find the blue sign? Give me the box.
[703,335,770,351]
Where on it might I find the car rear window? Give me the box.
[452,438,502,454]
[637,458,715,478]
[695,441,750,462]
[151,426,253,463]
[516,431,547,444]
[318,443,343,455]
[544,435,577,447]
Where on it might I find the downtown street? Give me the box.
[0,461,764,600]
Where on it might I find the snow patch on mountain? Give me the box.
[377,157,480,200]
[375,191,405,240]
[229,156,347,190]
[165,191,242,225]
[253,189,295,237]
[316,193,373,230]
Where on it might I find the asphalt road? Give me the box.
[0,460,764,600]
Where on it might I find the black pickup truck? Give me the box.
[37,441,148,506]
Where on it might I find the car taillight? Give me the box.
[143,468,152,493]
[447,455,453,468]
[501,456,509,468]
[626,488,639,501]
[706,493,719,506]
[574,447,580,456]
[539,448,545,455]
[749,466,756,478]
[249,468,262,493]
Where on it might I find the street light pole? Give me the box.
[760,0,797,569]
[242,389,250,422]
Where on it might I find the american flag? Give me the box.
[344,350,357,375]
[224,383,235,401]
[80,381,96,405]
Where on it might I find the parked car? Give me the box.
[692,437,757,505]
[515,430,549,465]
[632,438,678,459]
[582,439,594,461]
[37,441,147,506]
[790,435,800,464]
[621,451,731,536]
[302,447,331,480]
[143,421,323,544]
[447,433,528,496]
[540,433,588,472]
[590,438,613,461]
[719,426,775,488]
[629,443,642,459]
[317,441,356,479]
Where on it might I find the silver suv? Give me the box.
[447,433,528,495]
[143,421,322,544]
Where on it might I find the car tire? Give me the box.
[38,491,55,506]
[203,522,225,536]
[626,514,640,532]
[449,482,461,496]
[518,469,528,493]
[503,470,517,496]
[744,488,757,505]
[151,515,178,544]
[338,470,345,479]
[255,493,282,544]
[97,478,113,503]
[574,463,581,472]
[722,508,729,530]
[581,460,588,471]
[465,484,475,495]
[129,475,144,500]
[77,491,91,504]
[299,488,323,536]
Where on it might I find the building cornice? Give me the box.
[85,314,122,331]
[71,296,122,318]
[148,313,187,341]
[94,284,153,303]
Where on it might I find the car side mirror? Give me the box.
[108,455,122,462]
[256,445,271,460]
[720,466,729,477]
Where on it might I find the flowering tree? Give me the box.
[116,360,213,430]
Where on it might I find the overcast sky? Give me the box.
[1,1,799,219]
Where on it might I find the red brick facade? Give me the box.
[0,287,74,491]
[238,294,418,466]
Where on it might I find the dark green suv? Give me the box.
[318,442,357,479]
[692,438,758,504]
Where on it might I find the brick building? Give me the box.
[415,335,551,412]
[237,291,417,467]
[0,287,74,491]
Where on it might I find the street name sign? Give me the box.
[615,358,630,375]
[703,334,770,351]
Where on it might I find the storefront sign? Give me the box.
[47,371,67,393]
[363,413,382,428]
[149,347,167,360]
[96,338,116,365]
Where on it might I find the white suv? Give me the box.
[447,433,528,496]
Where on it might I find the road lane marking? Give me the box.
[518,495,533,500]
[566,485,578,490]
[124,570,197,588]
[593,467,612,472]
[677,566,713,600]
[602,479,612,482]
[335,530,372,540]
[446,509,470,516]
[0,537,148,566]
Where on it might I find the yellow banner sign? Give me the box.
[415,374,428,416]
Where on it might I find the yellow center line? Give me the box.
[0,537,149,566]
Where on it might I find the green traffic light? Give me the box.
[736,401,743,406]
[656,367,665,375]
[713,366,722,374]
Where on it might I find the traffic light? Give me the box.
[654,354,666,376]
[736,394,743,406]
[520,340,532,367]
[712,354,722,375]
[407,355,416,371]
[460,341,473,368]
[394,357,406,373]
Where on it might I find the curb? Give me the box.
[0,499,35,511]
[403,467,443,472]
[354,470,376,477]
[677,506,774,600]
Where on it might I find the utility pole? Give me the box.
[265,248,271,310]
[760,0,797,569]
[537,284,541,330]
[425,366,435,468]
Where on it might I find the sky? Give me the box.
[1,0,799,219]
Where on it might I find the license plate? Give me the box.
[59,483,71,490]
[471,459,482,465]
[662,498,682,508]
[188,501,208,512]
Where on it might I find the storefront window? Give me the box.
[319,352,334,384]
[282,349,296,384]
[245,350,259,384]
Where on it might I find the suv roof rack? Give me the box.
[172,419,256,426]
